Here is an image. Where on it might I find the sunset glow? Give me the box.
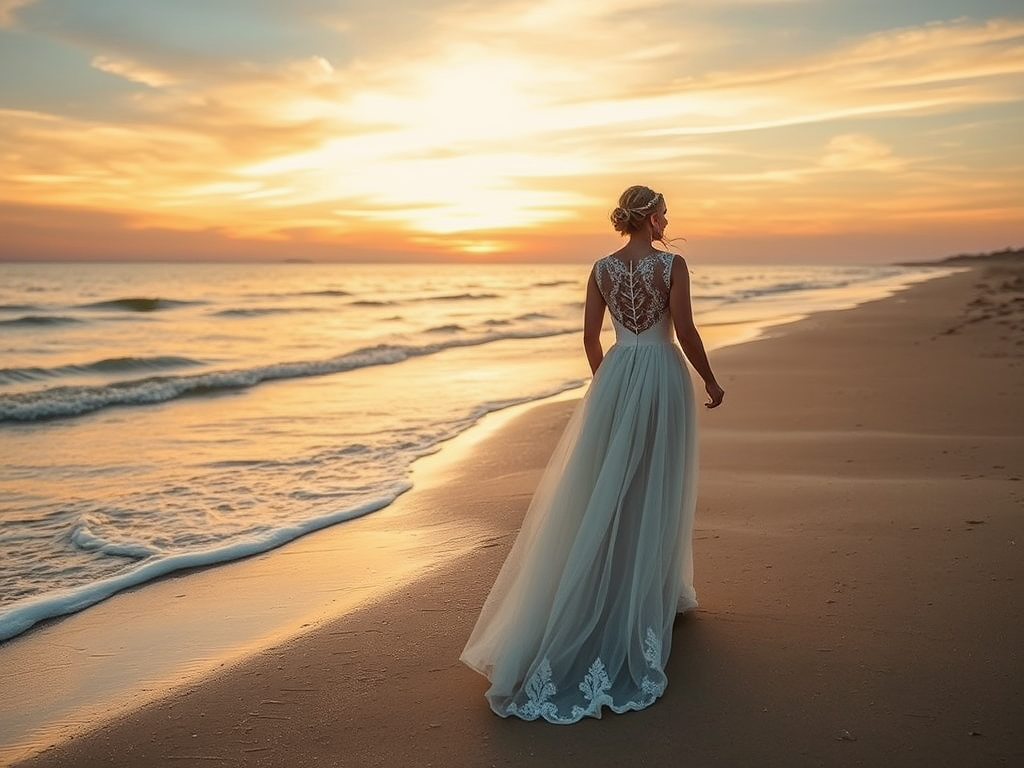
[1,0,1022,262]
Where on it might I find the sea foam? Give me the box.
[0,489,410,642]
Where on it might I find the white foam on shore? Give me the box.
[0,491,409,643]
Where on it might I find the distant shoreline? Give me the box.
[897,245,1024,267]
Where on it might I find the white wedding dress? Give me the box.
[460,250,699,723]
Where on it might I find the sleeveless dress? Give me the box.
[460,250,698,723]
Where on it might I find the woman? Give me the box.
[460,185,724,723]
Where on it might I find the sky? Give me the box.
[1,0,1022,263]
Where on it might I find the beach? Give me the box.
[6,257,1023,767]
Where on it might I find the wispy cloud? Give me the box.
[91,55,177,87]
[0,0,35,27]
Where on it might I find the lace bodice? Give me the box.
[593,251,674,334]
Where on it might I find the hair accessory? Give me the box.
[626,193,662,215]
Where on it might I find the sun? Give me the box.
[231,50,593,239]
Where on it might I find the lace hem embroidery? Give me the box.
[503,626,665,723]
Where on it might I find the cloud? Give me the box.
[820,134,903,172]
[0,0,35,27]
[91,55,177,87]
[636,17,1024,137]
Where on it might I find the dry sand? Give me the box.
[9,259,1024,768]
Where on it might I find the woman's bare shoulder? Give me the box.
[668,253,691,288]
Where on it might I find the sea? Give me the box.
[0,259,952,643]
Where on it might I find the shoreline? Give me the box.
[5,259,1024,767]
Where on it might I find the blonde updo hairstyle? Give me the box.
[610,185,663,235]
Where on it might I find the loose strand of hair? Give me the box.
[656,234,686,253]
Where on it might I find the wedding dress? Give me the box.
[460,250,698,723]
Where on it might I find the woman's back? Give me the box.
[594,251,675,342]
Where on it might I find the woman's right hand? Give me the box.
[704,381,725,409]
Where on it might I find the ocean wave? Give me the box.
[421,293,500,302]
[533,280,575,287]
[245,289,352,299]
[0,304,41,312]
[298,289,351,297]
[515,312,554,321]
[78,297,198,312]
[89,356,205,373]
[0,489,409,642]
[0,327,579,422]
[692,293,733,302]
[729,274,891,302]
[211,307,319,318]
[349,293,498,308]
[69,515,158,559]
[737,281,844,300]
[0,356,206,385]
[425,324,466,333]
[0,314,81,327]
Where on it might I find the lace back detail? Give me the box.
[594,252,673,334]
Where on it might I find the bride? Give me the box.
[460,185,724,723]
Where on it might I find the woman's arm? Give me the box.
[583,266,607,375]
[669,255,725,408]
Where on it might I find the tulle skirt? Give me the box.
[460,332,698,723]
